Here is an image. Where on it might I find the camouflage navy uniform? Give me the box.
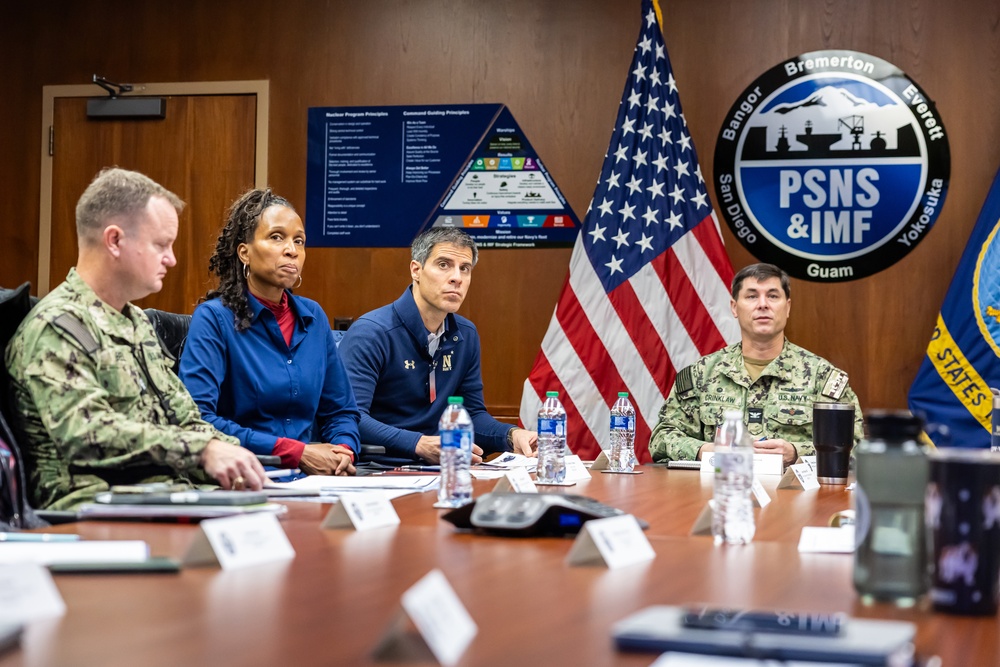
[5,269,238,509]
[649,340,863,462]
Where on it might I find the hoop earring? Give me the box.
[242,262,250,280]
[294,274,303,289]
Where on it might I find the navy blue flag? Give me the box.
[909,167,1000,447]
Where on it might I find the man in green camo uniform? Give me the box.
[649,263,863,465]
[6,168,266,509]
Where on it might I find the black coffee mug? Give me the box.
[812,403,855,484]
[926,449,1000,615]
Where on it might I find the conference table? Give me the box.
[4,466,998,666]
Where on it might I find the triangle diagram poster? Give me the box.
[306,103,579,248]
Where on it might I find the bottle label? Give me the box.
[610,416,634,430]
[538,418,565,437]
[441,430,471,450]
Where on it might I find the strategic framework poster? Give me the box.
[305,103,580,248]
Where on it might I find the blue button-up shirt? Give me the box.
[179,293,360,456]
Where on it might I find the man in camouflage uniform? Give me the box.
[5,168,266,509]
[649,263,863,464]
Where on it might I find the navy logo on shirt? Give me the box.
[442,354,452,372]
[404,360,416,370]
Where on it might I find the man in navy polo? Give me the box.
[339,228,536,465]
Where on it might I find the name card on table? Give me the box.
[751,476,772,508]
[753,453,784,476]
[0,563,65,623]
[321,493,401,531]
[184,513,295,569]
[690,501,714,536]
[700,452,783,476]
[798,526,856,553]
[590,450,612,470]
[777,463,820,491]
[375,568,477,667]
[535,455,585,486]
[492,467,537,494]
[566,514,655,569]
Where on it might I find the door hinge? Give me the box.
[48,125,54,156]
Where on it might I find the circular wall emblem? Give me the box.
[714,50,950,282]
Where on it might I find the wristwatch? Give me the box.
[506,427,516,449]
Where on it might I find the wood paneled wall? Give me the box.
[3,1,1000,420]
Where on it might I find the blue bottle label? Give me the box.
[441,430,463,449]
[538,418,565,436]
[610,416,634,430]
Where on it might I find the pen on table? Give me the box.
[0,532,81,542]
[397,465,440,472]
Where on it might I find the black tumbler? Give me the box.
[812,402,855,484]
[927,448,1000,615]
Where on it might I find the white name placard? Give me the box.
[0,563,66,623]
[700,451,782,477]
[566,514,655,569]
[184,513,295,569]
[590,450,611,470]
[400,569,478,666]
[752,453,784,476]
[777,463,820,491]
[492,467,537,494]
[562,455,592,483]
[751,476,772,508]
[321,493,401,531]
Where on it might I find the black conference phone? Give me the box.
[440,492,648,537]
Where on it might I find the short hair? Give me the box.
[730,263,791,299]
[75,167,184,244]
[411,227,478,266]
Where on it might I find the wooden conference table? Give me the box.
[4,466,998,666]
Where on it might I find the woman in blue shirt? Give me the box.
[180,189,360,475]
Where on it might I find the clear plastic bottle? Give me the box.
[609,392,637,472]
[853,410,928,606]
[711,410,755,546]
[437,396,474,508]
[536,391,567,484]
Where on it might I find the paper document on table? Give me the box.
[479,452,538,472]
[0,540,149,565]
[270,475,439,500]
[797,526,856,553]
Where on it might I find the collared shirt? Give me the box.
[649,340,864,461]
[179,292,361,457]
[338,286,511,461]
[5,269,228,510]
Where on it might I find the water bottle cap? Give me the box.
[618,392,629,398]
[546,391,559,397]
[447,396,464,405]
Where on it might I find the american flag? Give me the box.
[519,0,739,462]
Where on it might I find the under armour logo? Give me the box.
[404,360,416,370]
[442,354,452,372]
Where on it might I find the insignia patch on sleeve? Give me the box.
[821,369,849,400]
[675,366,694,395]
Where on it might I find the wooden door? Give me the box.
[49,95,257,314]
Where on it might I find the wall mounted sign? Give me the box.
[714,50,950,281]
[305,103,579,248]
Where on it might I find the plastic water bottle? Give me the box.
[437,396,474,508]
[609,392,636,472]
[536,391,567,484]
[711,410,755,545]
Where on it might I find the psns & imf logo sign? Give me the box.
[714,50,950,282]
